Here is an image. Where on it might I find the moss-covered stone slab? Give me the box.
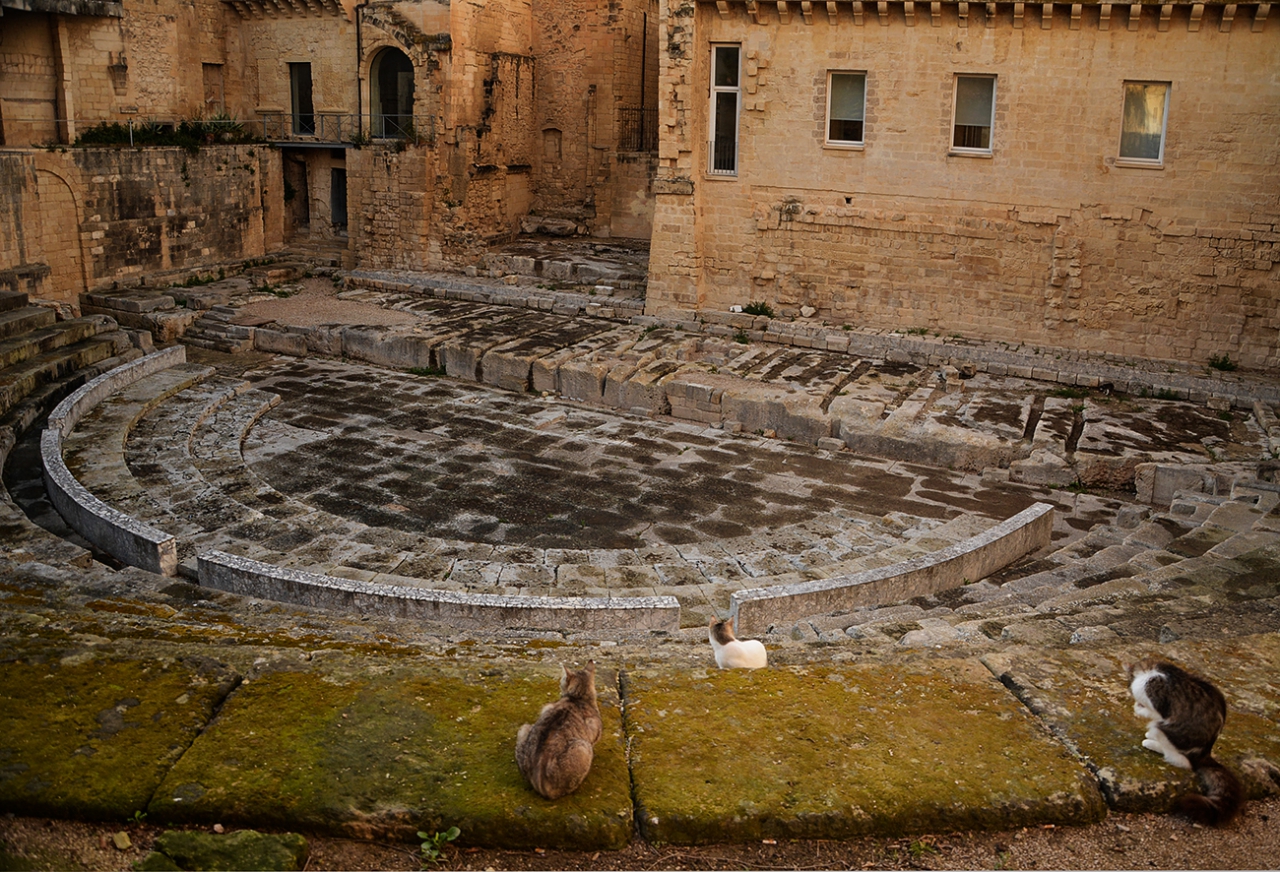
[982,634,1280,814]
[0,651,237,819]
[143,829,308,871]
[148,662,632,849]
[624,660,1106,845]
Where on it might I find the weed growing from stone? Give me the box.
[905,326,929,336]
[417,826,459,865]
[408,365,447,377]
[1049,387,1088,399]
[1208,353,1238,372]
[743,301,775,318]
[733,329,749,344]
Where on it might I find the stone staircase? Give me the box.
[789,478,1280,651]
[181,305,257,353]
[0,289,144,568]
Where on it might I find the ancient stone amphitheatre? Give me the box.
[1,242,1278,862]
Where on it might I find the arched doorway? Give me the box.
[371,48,414,139]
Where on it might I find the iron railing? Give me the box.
[618,106,658,153]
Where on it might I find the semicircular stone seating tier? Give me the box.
[40,350,1078,633]
[42,345,1280,640]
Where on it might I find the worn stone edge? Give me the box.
[47,346,186,437]
[198,550,683,632]
[730,502,1054,634]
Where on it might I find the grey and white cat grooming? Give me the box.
[515,661,603,800]
[708,616,767,669]
[1127,658,1243,825]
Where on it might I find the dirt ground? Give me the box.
[2,797,1276,871]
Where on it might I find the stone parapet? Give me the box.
[198,550,682,633]
[730,501,1055,634]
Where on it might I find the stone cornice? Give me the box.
[701,0,1271,31]
[221,0,349,21]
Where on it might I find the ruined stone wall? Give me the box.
[0,146,278,305]
[120,0,204,118]
[232,12,358,122]
[530,0,658,237]
[0,10,61,146]
[647,1,1280,371]
[347,143,438,270]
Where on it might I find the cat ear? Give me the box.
[727,617,735,633]
[708,616,717,628]
[585,660,596,675]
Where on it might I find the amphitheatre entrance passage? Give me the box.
[240,359,1044,564]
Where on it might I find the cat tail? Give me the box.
[1179,755,1243,826]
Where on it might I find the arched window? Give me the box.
[371,48,415,139]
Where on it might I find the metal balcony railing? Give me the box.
[618,106,658,153]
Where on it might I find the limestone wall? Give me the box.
[646,1,1280,371]
[0,146,279,306]
[530,0,659,237]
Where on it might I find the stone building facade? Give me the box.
[645,0,1280,370]
[1,0,659,295]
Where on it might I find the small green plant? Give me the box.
[733,328,749,344]
[994,849,1013,870]
[1049,387,1088,399]
[409,365,447,377]
[904,326,929,336]
[1207,353,1238,372]
[909,839,940,858]
[128,810,147,824]
[418,826,460,865]
[182,273,217,287]
[743,301,775,318]
[1155,388,1179,401]
[643,324,660,335]
[1217,410,1234,422]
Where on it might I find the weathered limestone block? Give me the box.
[719,382,832,444]
[341,326,434,370]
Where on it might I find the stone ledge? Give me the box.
[41,428,177,576]
[47,346,186,436]
[730,502,1054,634]
[198,550,683,632]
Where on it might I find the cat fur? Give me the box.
[708,617,768,670]
[515,661,603,800]
[1127,658,1243,826]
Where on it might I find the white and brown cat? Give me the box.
[1127,658,1243,825]
[708,616,767,669]
[515,661,603,800]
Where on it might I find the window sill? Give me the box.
[948,149,994,159]
[823,142,865,152]
[1113,158,1164,170]
[705,171,739,180]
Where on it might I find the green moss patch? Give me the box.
[0,653,237,819]
[624,660,1105,845]
[149,664,632,849]
[982,635,1280,814]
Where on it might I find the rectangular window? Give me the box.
[1119,81,1169,165]
[826,72,866,146]
[289,62,315,136]
[952,75,995,153]
[709,45,741,175]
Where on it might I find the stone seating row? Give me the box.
[0,289,148,571]
[789,478,1280,650]
[39,350,1057,633]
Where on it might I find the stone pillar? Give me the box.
[644,0,702,317]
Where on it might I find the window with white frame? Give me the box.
[826,71,866,146]
[951,75,995,153]
[709,44,741,175]
[1118,81,1169,165]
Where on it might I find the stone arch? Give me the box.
[32,163,88,303]
[370,47,415,139]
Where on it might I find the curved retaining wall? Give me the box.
[46,346,186,436]
[198,550,682,633]
[41,347,183,576]
[730,502,1055,635]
